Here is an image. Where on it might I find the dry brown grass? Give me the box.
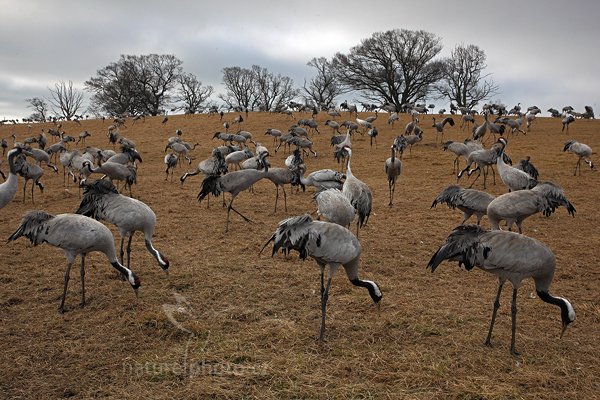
[0,110,599,399]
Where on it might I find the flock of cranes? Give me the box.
[0,105,595,354]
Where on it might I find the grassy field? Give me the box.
[0,109,598,399]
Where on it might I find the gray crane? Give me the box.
[442,140,470,174]
[313,189,355,227]
[561,114,575,132]
[297,165,345,191]
[77,130,91,145]
[384,144,402,206]
[8,210,141,313]
[403,129,423,156]
[164,153,178,181]
[431,116,455,143]
[106,146,143,166]
[460,114,475,131]
[2,137,8,156]
[225,148,254,170]
[428,225,575,355]
[261,214,382,341]
[26,147,58,172]
[496,138,537,191]
[197,152,269,232]
[431,185,495,225]
[458,140,505,189]
[342,147,372,237]
[76,179,170,272]
[265,128,282,145]
[14,154,44,203]
[263,152,302,213]
[83,160,137,197]
[563,140,594,175]
[487,181,576,233]
[180,151,228,186]
[0,147,25,209]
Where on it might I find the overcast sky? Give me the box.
[1,0,598,120]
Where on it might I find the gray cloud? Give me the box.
[1,0,598,119]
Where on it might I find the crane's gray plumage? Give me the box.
[297,166,345,191]
[261,214,382,341]
[263,149,302,213]
[431,185,495,225]
[442,140,470,174]
[487,181,576,233]
[164,153,178,181]
[496,138,538,192]
[384,144,402,207]
[198,152,269,232]
[7,210,141,313]
[83,160,137,196]
[427,225,575,355]
[14,153,44,203]
[563,140,594,175]
[458,140,505,189]
[432,116,455,142]
[0,147,24,209]
[76,179,170,272]
[180,151,228,185]
[514,156,539,180]
[342,147,372,237]
[314,188,356,227]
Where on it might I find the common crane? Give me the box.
[76,179,170,273]
[428,225,575,355]
[8,210,141,313]
[261,214,382,341]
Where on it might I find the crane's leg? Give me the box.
[126,233,134,269]
[510,288,520,356]
[59,262,73,313]
[22,180,27,203]
[225,196,253,232]
[273,185,279,213]
[484,280,504,347]
[80,254,86,308]
[282,185,287,212]
[119,235,125,265]
[461,211,472,225]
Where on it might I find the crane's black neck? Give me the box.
[537,290,575,326]
[351,278,382,303]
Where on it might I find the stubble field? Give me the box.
[0,109,598,399]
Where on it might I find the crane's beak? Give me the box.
[134,287,139,298]
[560,322,569,339]
[163,269,169,277]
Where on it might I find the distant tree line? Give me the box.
[24,28,498,120]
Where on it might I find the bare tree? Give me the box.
[218,66,256,111]
[331,29,444,111]
[304,57,346,110]
[252,65,299,112]
[435,44,499,109]
[175,72,214,114]
[128,54,183,115]
[25,97,49,122]
[86,59,138,116]
[47,80,85,120]
[86,54,183,116]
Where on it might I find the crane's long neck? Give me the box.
[536,290,576,334]
[145,239,169,271]
[346,153,353,177]
[7,149,20,175]
[350,278,383,304]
